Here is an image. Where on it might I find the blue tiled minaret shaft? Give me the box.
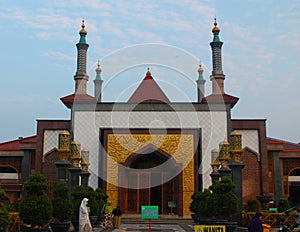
[210,18,225,94]
[74,20,89,94]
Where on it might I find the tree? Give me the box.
[190,189,212,217]
[190,176,238,221]
[19,173,53,228]
[52,183,73,222]
[207,177,238,219]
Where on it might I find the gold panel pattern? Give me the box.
[229,132,243,163]
[106,133,195,216]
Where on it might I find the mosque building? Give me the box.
[0,19,299,215]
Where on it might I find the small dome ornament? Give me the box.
[212,17,220,34]
[79,19,87,35]
[96,60,102,74]
[198,63,204,74]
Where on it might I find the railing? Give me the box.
[243,211,298,228]
[9,212,20,232]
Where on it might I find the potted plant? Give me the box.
[277,198,290,213]
[50,183,73,232]
[0,187,10,232]
[85,186,100,227]
[19,173,53,232]
[246,200,260,213]
[70,186,86,231]
[190,189,212,223]
[190,176,238,232]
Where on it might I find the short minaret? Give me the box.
[94,60,103,102]
[210,18,225,94]
[74,20,89,94]
[196,63,206,102]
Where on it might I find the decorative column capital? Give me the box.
[219,141,230,169]
[70,141,81,167]
[81,149,90,171]
[229,131,243,163]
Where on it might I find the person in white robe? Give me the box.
[79,198,92,232]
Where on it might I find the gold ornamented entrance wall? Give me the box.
[106,133,195,216]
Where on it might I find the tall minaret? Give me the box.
[196,63,206,102]
[74,20,89,94]
[210,18,225,94]
[94,61,103,102]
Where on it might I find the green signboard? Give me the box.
[168,201,176,207]
[141,205,159,220]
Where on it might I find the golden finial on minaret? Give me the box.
[80,19,87,35]
[212,17,220,33]
[198,63,204,74]
[96,60,102,73]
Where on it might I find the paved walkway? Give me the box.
[93,223,195,232]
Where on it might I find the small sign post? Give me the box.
[141,205,159,232]
[167,201,176,215]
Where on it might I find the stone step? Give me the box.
[120,214,194,225]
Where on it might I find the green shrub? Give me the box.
[0,202,10,232]
[95,188,108,213]
[71,186,88,219]
[52,183,73,222]
[0,188,8,201]
[0,187,10,232]
[190,189,212,217]
[19,173,53,228]
[247,200,260,212]
[20,195,52,227]
[71,186,108,218]
[7,199,22,212]
[190,176,238,220]
[23,173,48,195]
[277,198,290,213]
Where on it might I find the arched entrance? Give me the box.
[288,168,300,204]
[122,147,181,214]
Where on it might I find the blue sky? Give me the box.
[0,0,299,143]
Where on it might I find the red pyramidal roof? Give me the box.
[128,69,170,103]
[201,93,239,108]
[0,136,36,151]
[60,93,96,108]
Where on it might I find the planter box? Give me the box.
[50,222,71,232]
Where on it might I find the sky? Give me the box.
[0,0,299,144]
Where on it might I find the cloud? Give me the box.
[101,20,126,38]
[256,47,276,62]
[44,50,75,61]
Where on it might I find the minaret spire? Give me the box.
[74,19,89,94]
[196,62,206,102]
[210,18,225,94]
[94,60,103,102]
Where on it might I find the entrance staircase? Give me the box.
[121,214,194,225]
